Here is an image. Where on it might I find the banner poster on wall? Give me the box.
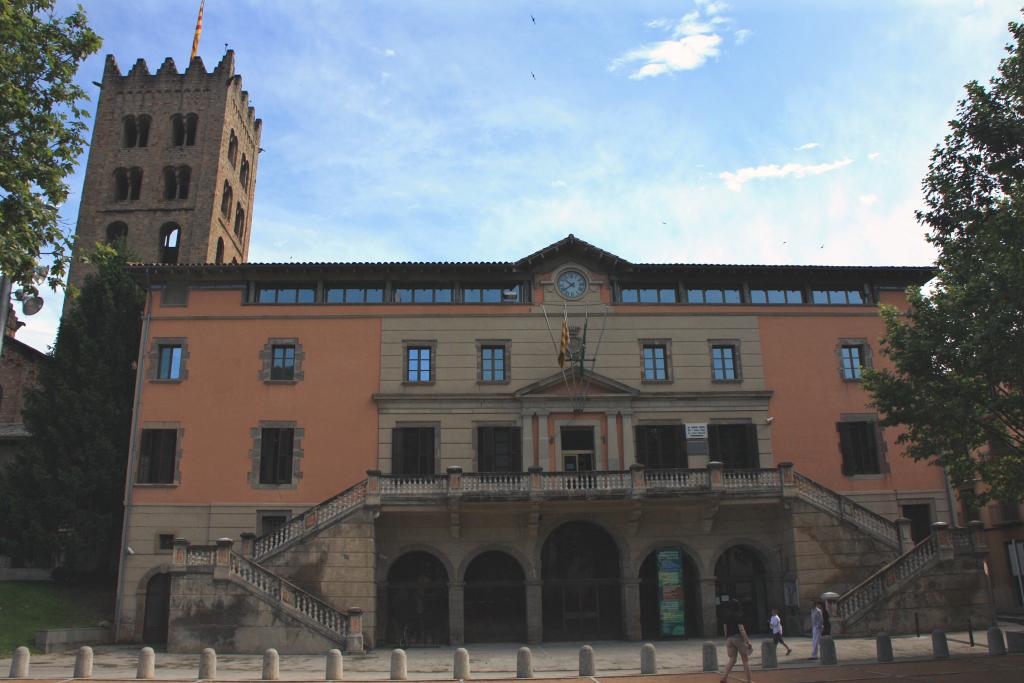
[657,547,685,637]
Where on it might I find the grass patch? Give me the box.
[0,581,115,656]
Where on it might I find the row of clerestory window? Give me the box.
[104,221,180,263]
[227,130,251,189]
[617,284,869,306]
[121,113,198,148]
[114,166,193,201]
[219,181,247,239]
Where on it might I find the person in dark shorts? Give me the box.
[721,599,753,683]
[768,607,792,655]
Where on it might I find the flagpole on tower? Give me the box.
[190,0,205,62]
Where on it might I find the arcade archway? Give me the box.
[385,551,449,645]
[463,551,527,643]
[714,545,768,634]
[541,521,622,640]
[638,547,701,639]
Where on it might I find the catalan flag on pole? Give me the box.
[558,318,570,368]
[190,0,205,62]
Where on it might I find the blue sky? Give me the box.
[19,0,1022,350]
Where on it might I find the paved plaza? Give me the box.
[3,625,1023,681]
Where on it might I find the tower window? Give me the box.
[171,113,199,146]
[228,130,238,167]
[234,204,245,238]
[185,113,198,146]
[105,222,128,244]
[215,237,225,264]
[114,168,129,200]
[220,181,233,219]
[137,115,150,147]
[122,116,138,148]
[239,155,250,188]
[159,223,180,264]
[128,167,142,200]
[163,166,191,200]
[177,166,190,199]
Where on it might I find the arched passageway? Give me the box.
[541,521,622,640]
[385,551,449,645]
[142,573,171,645]
[714,545,768,634]
[463,551,527,643]
[638,547,701,639]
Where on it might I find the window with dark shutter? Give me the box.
[392,427,436,475]
[837,421,881,475]
[259,428,294,485]
[138,429,177,484]
[477,426,521,472]
[635,425,687,468]
[708,424,759,469]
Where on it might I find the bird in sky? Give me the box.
[531,71,536,80]
[531,15,536,24]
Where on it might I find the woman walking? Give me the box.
[721,599,754,683]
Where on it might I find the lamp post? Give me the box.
[0,269,47,357]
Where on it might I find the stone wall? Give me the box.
[168,574,337,654]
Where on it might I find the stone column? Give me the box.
[537,413,550,470]
[700,577,719,639]
[606,412,620,470]
[623,578,642,640]
[240,532,256,559]
[708,461,724,492]
[522,414,535,470]
[346,607,364,653]
[448,582,465,646]
[366,469,382,507]
[621,412,636,468]
[447,466,463,499]
[526,580,543,644]
[896,518,913,552]
[214,537,233,581]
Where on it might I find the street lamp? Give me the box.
[0,267,48,356]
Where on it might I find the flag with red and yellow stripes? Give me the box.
[557,318,570,368]
[190,0,205,62]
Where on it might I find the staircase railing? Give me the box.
[253,480,367,560]
[793,472,900,548]
[835,535,938,621]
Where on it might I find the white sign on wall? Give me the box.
[685,423,708,440]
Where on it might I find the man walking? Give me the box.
[809,600,824,659]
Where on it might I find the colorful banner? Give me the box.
[657,548,685,637]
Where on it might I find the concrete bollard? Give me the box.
[453,648,470,680]
[516,647,533,679]
[199,648,217,680]
[578,645,595,677]
[262,649,280,681]
[640,643,657,675]
[820,636,837,665]
[987,625,1006,656]
[701,642,718,672]
[932,629,949,659]
[326,649,343,681]
[1007,630,1024,654]
[74,646,94,678]
[876,633,893,663]
[390,649,408,681]
[9,646,30,678]
[137,647,156,679]
[760,640,777,669]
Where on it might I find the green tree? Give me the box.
[0,1,101,292]
[864,19,1024,505]
[0,245,142,575]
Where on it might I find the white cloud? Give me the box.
[646,18,672,30]
[383,48,396,57]
[859,193,879,206]
[719,158,854,191]
[795,142,820,150]
[697,0,729,15]
[868,151,881,160]
[734,28,752,44]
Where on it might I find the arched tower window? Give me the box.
[128,167,143,200]
[106,222,128,244]
[184,113,198,146]
[122,116,138,148]
[159,223,180,264]
[228,130,238,167]
[113,168,129,200]
[170,114,185,146]
[136,115,151,147]
[239,155,250,189]
[233,204,245,238]
[220,181,233,219]
[215,237,225,264]
[162,167,177,200]
[177,166,191,199]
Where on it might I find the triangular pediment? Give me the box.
[514,367,639,398]
[515,234,631,273]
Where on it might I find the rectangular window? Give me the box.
[642,344,668,381]
[709,424,759,469]
[158,533,175,551]
[840,345,864,380]
[812,288,866,305]
[394,286,453,303]
[258,512,289,536]
[259,427,294,485]
[619,286,678,303]
[837,421,881,475]
[271,344,296,381]
[463,285,522,303]
[477,426,522,472]
[749,288,803,304]
[324,285,384,303]
[686,288,742,304]
[480,345,506,382]
[711,345,739,381]
[406,346,432,383]
[901,504,933,544]
[138,429,177,484]
[635,425,687,469]
[157,345,183,380]
[392,427,436,475]
[256,285,316,304]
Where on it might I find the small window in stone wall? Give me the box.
[158,534,175,551]
[147,337,189,382]
[259,338,304,383]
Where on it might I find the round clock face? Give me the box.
[557,270,588,299]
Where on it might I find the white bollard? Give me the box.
[453,648,470,680]
[262,649,280,681]
[578,645,595,676]
[326,649,343,680]
[516,647,533,679]
[640,643,657,675]
[701,642,717,672]
[137,647,156,679]
[9,646,30,678]
[390,649,408,681]
[987,625,1007,656]
[74,646,94,679]
[198,648,217,680]
[932,629,949,659]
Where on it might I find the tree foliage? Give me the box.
[0,245,142,575]
[0,1,101,292]
[864,20,1024,504]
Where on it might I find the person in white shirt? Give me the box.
[810,600,824,659]
[768,607,792,655]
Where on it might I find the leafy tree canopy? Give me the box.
[0,244,142,575]
[865,19,1024,505]
[0,1,101,292]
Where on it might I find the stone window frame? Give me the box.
[477,339,511,385]
[135,422,184,487]
[708,339,743,383]
[836,337,873,382]
[471,420,523,472]
[389,422,442,475]
[258,338,305,384]
[256,509,293,536]
[403,340,437,386]
[156,532,176,554]
[248,421,304,490]
[837,412,889,479]
[639,338,673,384]
[146,337,190,383]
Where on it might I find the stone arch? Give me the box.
[534,516,627,577]
[462,549,527,643]
[635,541,703,639]
[380,543,455,582]
[707,537,776,579]
[712,542,771,635]
[159,223,180,264]
[105,221,128,244]
[383,549,450,646]
[457,543,535,582]
[132,563,173,644]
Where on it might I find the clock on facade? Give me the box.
[556,269,588,300]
